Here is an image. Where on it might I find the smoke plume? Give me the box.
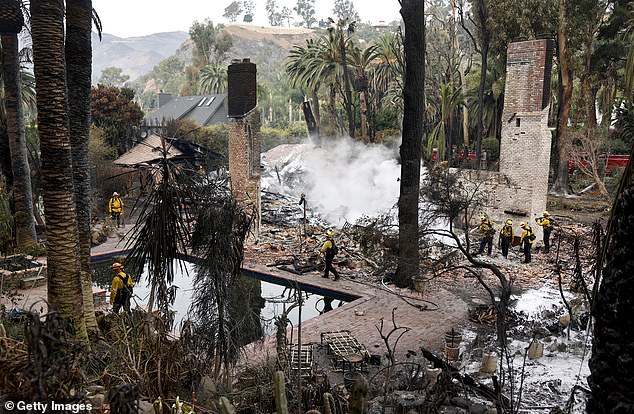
[261,138,402,225]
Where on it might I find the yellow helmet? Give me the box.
[506,220,513,225]
[480,215,487,221]
[543,211,550,217]
[111,262,123,269]
[519,222,527,228]
[326,230,334,239]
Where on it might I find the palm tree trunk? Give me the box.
[1,33,37,247]
[311,90,320,134]
[396,0,425,288]
[588,143,634,413]
[31,0,87,341]
[340,37,355,139]
[551,0,573,195]
[360,90,368,143]
[66,0,97,332]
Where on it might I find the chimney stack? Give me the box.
[227,58,257,117]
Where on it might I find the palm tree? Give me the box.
[328,17,356,139]
[286,32,356,137]
[371,31,404,123]
[350,43,379,142]
[0,0,37,248]
[31,0,87,340]
[587,8,634,411]
[427,83,463,162]
[199,63,227,94]
[66,0,97,332]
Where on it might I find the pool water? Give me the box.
[92,260,346,336]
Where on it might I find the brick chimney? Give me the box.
[227,58,261,236]
[498,39,555,235]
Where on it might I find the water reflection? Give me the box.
[92,260,346,338]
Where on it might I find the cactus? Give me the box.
[218,397,236,414]
[323,393,334,414]
[348,378,369,414]
[274,371,289,414]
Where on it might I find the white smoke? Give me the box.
[261,138,402,225]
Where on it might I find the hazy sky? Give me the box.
[92,0,402,38]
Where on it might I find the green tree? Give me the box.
[550,0,574,195]
[332,0,359,22]
[149,56,186,93]
[223,1,243,23]
[243,0,255,22]
[294,0,316,28]
[397,0,425,288]
[180,65,200,96]
[90,84,144,154]
[98,66,130,87]
[31,0,87,340]
[0,0,37,248]
[280,6,292,26]
[265,0,282,26]
[189,19,233,67]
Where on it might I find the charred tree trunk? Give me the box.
[311,90,321,131]
[396,0,425,288]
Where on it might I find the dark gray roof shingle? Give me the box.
[147,94,227,126]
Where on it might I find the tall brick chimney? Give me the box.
[227,58,261,236]
[498,39,554,236]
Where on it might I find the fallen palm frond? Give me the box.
[0,307,85,403]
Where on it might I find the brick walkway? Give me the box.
[241,263,470,365]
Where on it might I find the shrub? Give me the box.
[261,126,306,151]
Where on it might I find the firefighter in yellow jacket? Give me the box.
[110,262,134,313]
[499,220,514,259]
[476,216,495,256]
[108,192,124,227]
[519,222,535,264]
[320,230,340,280]
[535,211,554,253]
